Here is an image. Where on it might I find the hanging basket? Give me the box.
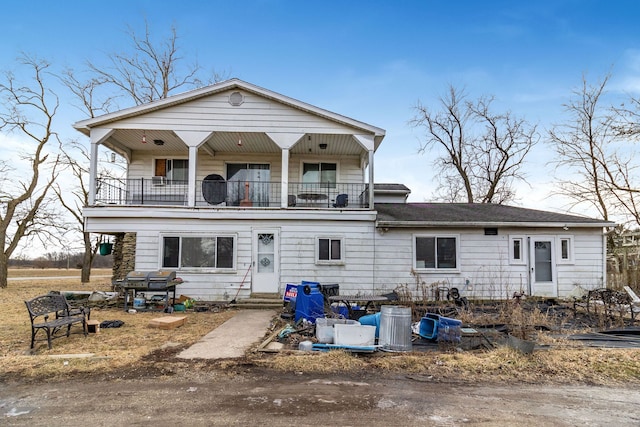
[99,242,113,256]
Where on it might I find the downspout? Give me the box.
[602,230,607,288]
[527,236,532,295]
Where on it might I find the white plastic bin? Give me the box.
[315,318,359,343]
[333,324,376,346]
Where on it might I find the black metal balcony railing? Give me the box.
[94,178,370,209]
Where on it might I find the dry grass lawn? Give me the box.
[2,269,235,380]
[2,268,640,385]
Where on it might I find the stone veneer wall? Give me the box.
[112,232,136,281]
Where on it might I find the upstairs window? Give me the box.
[155,158,188,183]
[303,162,337,188]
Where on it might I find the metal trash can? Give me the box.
[379,305,412,352]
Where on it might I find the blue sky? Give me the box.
[2,0,639,217]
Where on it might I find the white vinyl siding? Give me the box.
[110,91,360,134]
[86,216,607,301]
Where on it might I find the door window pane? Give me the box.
[534,241,552,281]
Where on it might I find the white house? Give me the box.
[74,79,614,301]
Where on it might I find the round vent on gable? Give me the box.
[228,91,244,106]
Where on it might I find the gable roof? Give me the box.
[73,78,385,144]
[375,203,615,228]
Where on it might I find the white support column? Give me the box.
[174,130,213,208]
[88,128,115,206]
[368,149,374,209]
[353,135,376,210]
[281,149,290,208]
[265,133,303,208]
[89,141,99,206]
[188,145,198,207]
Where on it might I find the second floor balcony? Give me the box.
[95,177,371,209]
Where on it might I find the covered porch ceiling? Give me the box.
[103,129,370,157]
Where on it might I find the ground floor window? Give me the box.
[509,235,526,265]
[414,235,459,270]
[162,235,235,269]
[558,235,574,264]
[316,237,343,264]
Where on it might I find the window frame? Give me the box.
[315,236,345,265]
[160,233,237,272]
[301,161,339,189]
[557,235,574,264]
[509,235,527,265]
[154,157,189,184]
[413,234,460,272]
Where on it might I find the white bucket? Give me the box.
[133,297,146,309]
[379,305,412,352]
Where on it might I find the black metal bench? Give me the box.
[25,294,88,349]
[573,288,635,321]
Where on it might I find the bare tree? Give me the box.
[60,23,221,281]
[548,74,616,221]
[412,85,538,203]
[79,21,222,109]
[0,56,63,288]
[55,141,102,283]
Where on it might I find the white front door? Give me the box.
[252,229,280,293]
[529,236,557,297]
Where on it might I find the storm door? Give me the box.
[252,229,280,293]
[529,237,557,297]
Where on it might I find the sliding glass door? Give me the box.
[226,163,270,207]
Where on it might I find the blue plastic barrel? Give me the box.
[294,282,324,323]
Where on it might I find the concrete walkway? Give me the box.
[177,309,276,359]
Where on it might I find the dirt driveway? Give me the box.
[2,368,639,426]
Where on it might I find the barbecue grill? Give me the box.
[121,270,179,311]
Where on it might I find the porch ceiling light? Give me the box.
[237,133,243,147]
[142,131,147,144]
